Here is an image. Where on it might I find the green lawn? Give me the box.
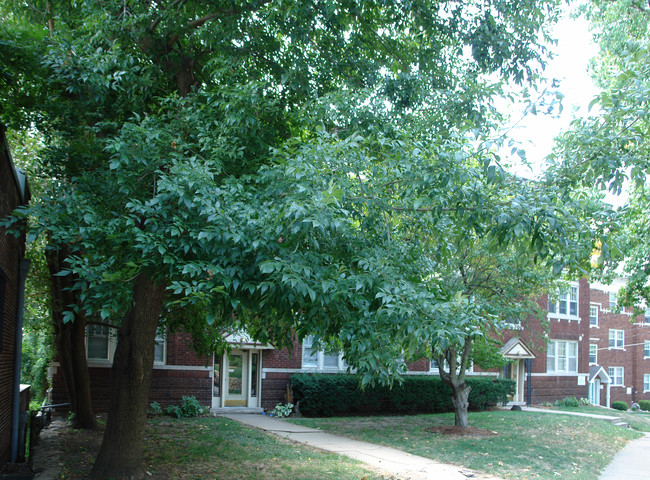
[548,404,650,432]
[58,416,398,480]
[288,410,642,480]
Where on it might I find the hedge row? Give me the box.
[290,374,515,417]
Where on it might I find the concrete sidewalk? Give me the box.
[222,413,503,480]
[518,406,622,422]
[598,432,650,480]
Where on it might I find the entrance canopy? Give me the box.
[500,337,536,360]
[224,330,274,350]
[588,365,611,384]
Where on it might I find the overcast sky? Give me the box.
[504,4,599,179]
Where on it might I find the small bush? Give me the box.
[180,396,204,417]
[290,374,514,417]
[579,398,591,406]
[165,405,183,418]
[638,400,650,412]
[612,401,628,411]
[149,401,163,416]
[554,396,580,407]
[164,396,205,418]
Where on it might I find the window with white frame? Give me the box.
[86,325,115,362]
[548,285,579,319]
[609,291,619,312]
[645,309,650,324]
[645,341,650,358]
[430,357,472,374]
[589,344,597,365]
[86,325,166,364]
[546,340,578,373]
[609,329,624,349]
[645,374,650,392]
[608,366,624,386]
[154,328,166,364]
[301,336,345,371]
[589,306,598,326]
[430,358,448,372]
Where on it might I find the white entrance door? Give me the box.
[509,360,525,403]
[589,379,601,405]
[225,350,248,407]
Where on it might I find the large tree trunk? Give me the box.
[437,337,473,428]
[46,245,98,430]
[450,383,471,428]
[90,273,166,480]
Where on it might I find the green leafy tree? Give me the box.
[0,1,605,478]
[428,241,553,428]
[549,0,650,306]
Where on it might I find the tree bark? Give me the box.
[46,244,98,430]
[89,273,166,480]
[437,337,473,428]
[450,383,471,428]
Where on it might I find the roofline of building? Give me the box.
[1,124,30,205]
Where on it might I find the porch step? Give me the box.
[605,416,624,424]
[211,407,264,414]
[613,421,630,428]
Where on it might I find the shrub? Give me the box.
[149,401,163,416]
[164,396,205,418]
[554,396,580,407]
[165,405,182,418]
[290,374,515,417]
[638,400,650,412]
[612,401,628,411]
[579,397,591,406]
[180,396,204,417]
[270,403,294,418]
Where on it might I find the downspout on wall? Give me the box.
[10,258,30,463]
[525,358,533,406]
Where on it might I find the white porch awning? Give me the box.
[500,337,536,360]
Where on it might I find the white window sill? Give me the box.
[87,360,113,367]
[548,315,581,322]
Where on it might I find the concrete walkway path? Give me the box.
[518,406,622,422]
[222,413,503,480]
[598,432,650,480]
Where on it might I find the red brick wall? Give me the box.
[51,330,213,412]
[49,279,650,412]
[589,286,650,406]
[261,338,300,409]
[529,376,588,403]
[261,372,292,410]
[165,331,210,366]
[0,129,27,465]
[262,336,302,369]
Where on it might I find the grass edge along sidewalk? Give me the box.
[287,409,644,480]
[56,415,400,480]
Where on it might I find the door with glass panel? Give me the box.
[224,350,248,406]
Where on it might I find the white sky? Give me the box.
[501,5,630,206]
[504,5,599,177]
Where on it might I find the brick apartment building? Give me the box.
[0,124,31,465]
[50,277,650,413]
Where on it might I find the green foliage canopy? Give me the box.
[1,0,603,389]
